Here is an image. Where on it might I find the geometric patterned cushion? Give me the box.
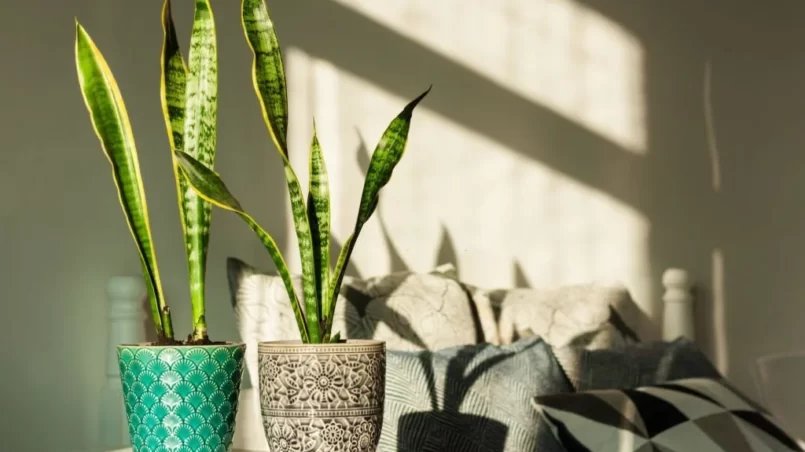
[532,377,804,452]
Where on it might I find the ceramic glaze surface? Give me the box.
[258,341,385,452]
[117,343,246,452]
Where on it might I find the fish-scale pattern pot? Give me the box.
[117,342,246,452]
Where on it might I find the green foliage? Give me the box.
[75,0,220,343]
[176,0,429,343]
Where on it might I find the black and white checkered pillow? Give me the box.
[533,377,803,452]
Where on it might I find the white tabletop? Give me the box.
[109,449,256,452]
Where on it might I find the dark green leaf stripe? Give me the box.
[174,150,310,343]
[326,87,431,332]
[242,0,320,342]
[75,22,171,339]
[181,0,219,338]
[307,125,330,323]
[241,0,288,155]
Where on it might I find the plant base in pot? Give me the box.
[118,342,245,452]
[258,340,385,452]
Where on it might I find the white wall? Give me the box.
[2,0,805,450]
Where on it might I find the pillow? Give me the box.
[381,337,571,452]
[533,377,804,452]
[465,282,644,349]
[552,337,723,391]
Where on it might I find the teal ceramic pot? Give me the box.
[117,342,246,452]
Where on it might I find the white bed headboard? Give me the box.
[99,268,696,451]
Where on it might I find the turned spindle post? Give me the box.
[662,268,695,341]
[98,276,146,450]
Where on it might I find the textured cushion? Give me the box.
[382,337,571,452]
[533,377,804,451]
[552,337,722,391]
[465,282,643,349]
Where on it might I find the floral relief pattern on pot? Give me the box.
[258,340,385,452]
[118,343,245,452]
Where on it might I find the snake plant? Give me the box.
[75,0,219,344]
[175,0,430,344]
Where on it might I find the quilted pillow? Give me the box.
[533,377,804,451]
[382,337,571,452]
[464,282,644,349]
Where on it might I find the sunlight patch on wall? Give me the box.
[283,48,654,317]
[330,0,646,154]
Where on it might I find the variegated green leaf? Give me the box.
[75,22,173,341]
[242,0,320,342]
[325,87,431,333]
[282,164,321,342]
[241,0,288,155]
[180,0,218,340]
[160,0,186,152]
[174,150,310,343]
[158,0,197,341]
[307,124,330,323]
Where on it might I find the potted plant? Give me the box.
[74,0,245,450]
[173,0,429,449]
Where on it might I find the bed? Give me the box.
[100,265,699,452]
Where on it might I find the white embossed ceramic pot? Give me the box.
[258,340,386,452]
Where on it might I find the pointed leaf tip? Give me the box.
[404,85,432,114]
[174,150,244,212]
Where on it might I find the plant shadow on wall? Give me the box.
[346,133,539,344]
[263,0,805,378]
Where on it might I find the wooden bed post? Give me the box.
[99,276,145,450]
[661,268,695,342]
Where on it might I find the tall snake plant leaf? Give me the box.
[75,22,174,341]
[158,0,200,341]
[324,87,431,336]
[174,150,311,343]
[177,0,218,340]
[307,123,330,324]
[242,0,320,342]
